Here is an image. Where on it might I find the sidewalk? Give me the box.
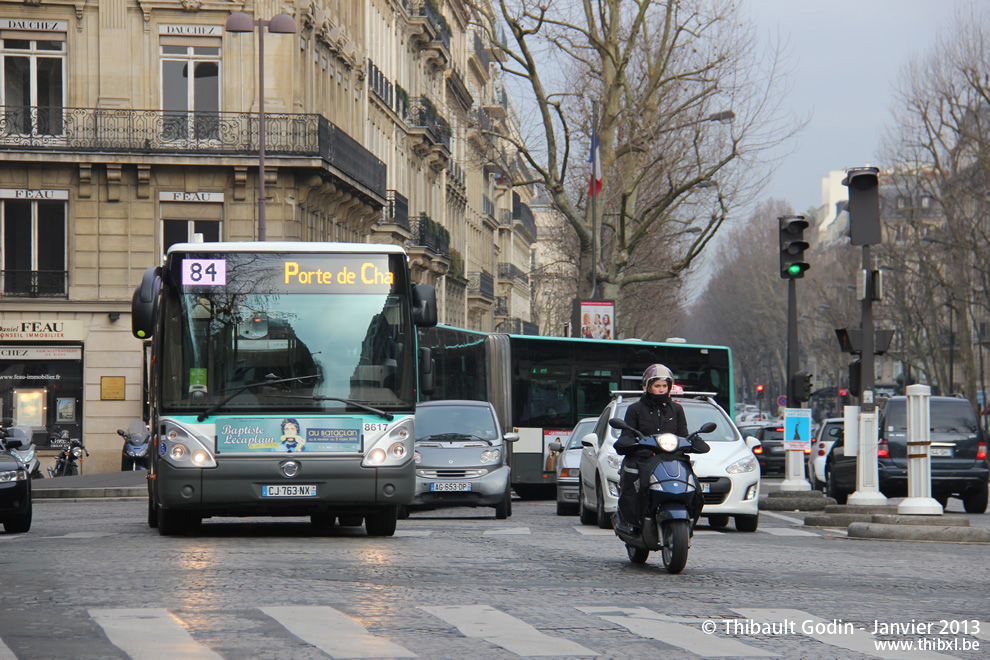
[32,471,147,499]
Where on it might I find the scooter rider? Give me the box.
[614,364,688,534]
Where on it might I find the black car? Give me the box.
[826,396,989,512]
[743,423,787,475]
[0,432,32,533]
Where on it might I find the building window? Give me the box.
[161,44,220,141]
[163,219,220,255]
[1,199,66,296]
[1,34,65,137]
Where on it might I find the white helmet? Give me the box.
[642,364,674,392]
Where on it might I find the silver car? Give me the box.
[408,400,518,518]
[552,417,597,516]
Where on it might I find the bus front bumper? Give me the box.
[153,456,414,516]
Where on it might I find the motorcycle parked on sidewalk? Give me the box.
[607,418,714,574]
[118,420,151,470]
[47,429,88,477]
[1,424,43,479]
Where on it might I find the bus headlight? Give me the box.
[368,448,387,465]
[170,444,188,460]
[161,421,217,469]
[362,416,414,468]
[389,442,406,459]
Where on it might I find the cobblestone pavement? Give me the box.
[0,496,986,659]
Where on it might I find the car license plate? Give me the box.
[430,482,472,492]
[261,485,316,497]
[700,482,711,493]
[931,447,953,457]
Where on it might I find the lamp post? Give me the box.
[225,11,297,241]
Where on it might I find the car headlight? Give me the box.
[726,456,758,474]
[606,453,623,470]
[657,433,678,452]
[559,467,578,478]
[0,469,27,483]
[480,448,501,463]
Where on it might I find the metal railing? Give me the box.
[2,270,67,297]
[473,32,491,71]
[419,0,451,52]
[408,97,451,151]
[0,106,386,198]
[386,190,409,231]
[468,270,495,299]
[413,213,450,256]
[513,201,538,240]
[482,194,495,219]
[498,262,528,283]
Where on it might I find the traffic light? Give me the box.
[755,383,765,397]
[791,371,813,403]
[778,215,810,279]
[842,167,881,246]
[848,359,862,398]
[839,387,850,407]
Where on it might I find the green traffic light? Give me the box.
[787,264,802,275]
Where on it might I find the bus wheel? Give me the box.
[366,506,397,537]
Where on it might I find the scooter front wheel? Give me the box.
[661,520,690,574]
[626,544,649,564]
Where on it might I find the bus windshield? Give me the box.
[158,252,416,414]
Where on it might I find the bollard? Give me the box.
[898,384,942,515]
[849,409,888,505]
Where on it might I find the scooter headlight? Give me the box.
[657,433,678,452]
[71,447,84,458]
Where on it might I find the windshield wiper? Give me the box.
[272,394,393,421]
[418,433,492,445]
[197,374,319,421]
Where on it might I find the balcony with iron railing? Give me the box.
[409,0,451,67]
[367,59,394,110]
[0,105,387,200]
[2,270,67,297]
[468,269,495,300]
[495,296,509,317]
[407,97,451,167]
[498,262,528,284]
[512,200,538,242]
[412,212,450,257]
[497,208,512,227]
[446,159,466,199]
[386,190,409,231]
[472,32,491,74]
[482,194,495,220]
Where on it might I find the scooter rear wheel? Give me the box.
[626,544,649,564]
[661,520,690,574]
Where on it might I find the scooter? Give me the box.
[118,420,151,470]
[1,424,43,479]
[47,433,88,477]
[607,418,714,574]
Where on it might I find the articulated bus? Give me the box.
[132,242,437,536]
[419,325,733,498]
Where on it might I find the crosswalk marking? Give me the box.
[578,606,775,658]
[0,638,15,660]
[89,608,222,660]
[572,526,614,535]
[421,605,598,657]
[733,608,952,660]
[262,606,416,659]
[394,530,433,537]
[482,527,530,535]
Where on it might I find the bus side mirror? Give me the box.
[419,347,435,395]
[413,284,438,327]
[132,266,161,339]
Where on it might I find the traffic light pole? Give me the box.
[781,277,811,491]
[849,243,887,504]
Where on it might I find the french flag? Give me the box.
[589,132,602,197]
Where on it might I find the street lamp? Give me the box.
[225,11,297,241]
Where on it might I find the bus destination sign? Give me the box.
[179,255,395,293]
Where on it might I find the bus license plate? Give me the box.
[931,447,953,457]
[430,482,471,492]
[700,482,711,493]
[262,485,317,497]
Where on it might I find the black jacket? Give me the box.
[615,394,688,456]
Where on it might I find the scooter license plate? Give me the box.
[261,485,317,497]
[431,482,472,492]
[700,482,711,493]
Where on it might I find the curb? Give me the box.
[847,522,990,543]
[804,512,874,527]
[33,487,145,500]
[759,491,836,511]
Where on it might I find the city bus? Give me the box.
[419,325,733,498]
[131,242,437,536]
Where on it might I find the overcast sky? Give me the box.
[743,0,972,213]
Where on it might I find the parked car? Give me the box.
[808,417,843,490]
[578,391,762,532]
[0,430,32,533]
[746,423,786,475]
[408,400,519,519]
[825,396,989,512]
[551,417,597,516]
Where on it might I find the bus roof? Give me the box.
[166,241,408,256]
[493,331,729,352]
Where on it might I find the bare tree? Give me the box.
[473,0,802,338]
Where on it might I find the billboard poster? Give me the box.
[578,300,615,339]
[216,417,362,453]
[544,428,571,472]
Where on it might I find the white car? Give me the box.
[578,391,762,532]
[552,417,597,516]
[808,417,844,490]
